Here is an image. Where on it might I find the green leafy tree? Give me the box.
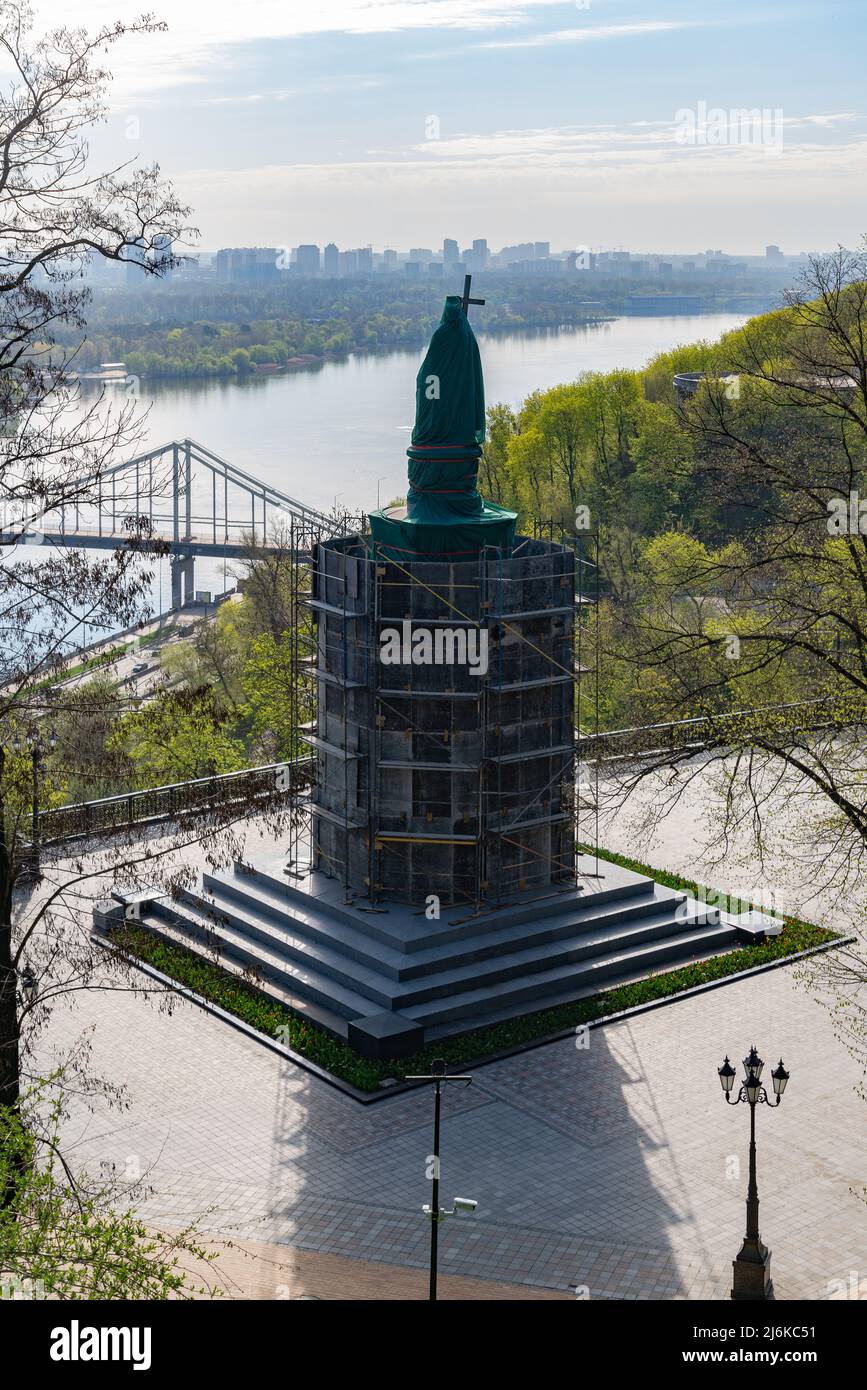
[507,426,560,524]
[481,403,517,505]
[627,402,694,533]
[242,632,306,760]
[609,249,867,897]
[534,383,590,512]
[107,690,246,786]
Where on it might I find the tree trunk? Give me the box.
[0,913,23,1210]
[0,925,20,1114]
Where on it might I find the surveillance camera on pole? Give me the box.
[406,1058,474,1300]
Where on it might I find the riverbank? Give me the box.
[70,306,781,385]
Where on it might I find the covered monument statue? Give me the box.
[368,294,517,557]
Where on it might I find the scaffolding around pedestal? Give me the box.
[295,531,593,911]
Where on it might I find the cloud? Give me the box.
[479,19,716,49]
[201,78,384,107]
[180,131,867,200]
[29,0,567,96]
[783,112,859,129]
[396,115,866,164]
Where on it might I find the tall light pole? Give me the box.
[405,1058,476,1301]
[359,471,387,508]
[718,1044,790,1301]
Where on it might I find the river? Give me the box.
[12,313,749,626]
[135,313,747,519]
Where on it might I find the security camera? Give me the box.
[452,1197,477,1215]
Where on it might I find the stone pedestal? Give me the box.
[348,1011,424,1060]
[732,1237,774,1300]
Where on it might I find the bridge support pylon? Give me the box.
[170,552,195,610]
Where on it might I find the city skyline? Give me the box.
[92,233,814,288]
[192,238,819,261]
[31,0,867,254]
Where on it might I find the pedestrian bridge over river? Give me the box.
[0,438,342,607]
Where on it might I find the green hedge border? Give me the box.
[109,846,837,1093]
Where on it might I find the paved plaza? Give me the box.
[37,935,864,1300]
[31,772,867,1300]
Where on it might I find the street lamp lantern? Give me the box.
[742,1044,763,1080]
[743,1069,763,1106]
[719,1041,790,1301]
[21,963,36,999]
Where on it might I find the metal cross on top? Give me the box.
[461,272,485,317]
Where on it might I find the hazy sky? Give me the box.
[32,0,867,254]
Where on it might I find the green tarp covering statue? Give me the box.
[368,294,517,559]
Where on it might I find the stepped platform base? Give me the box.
[97,844,752,1058]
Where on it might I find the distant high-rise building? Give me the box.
[381,248,397,268]
[339,250,358,276]
[533,241,550,260]
[296,244,321,274]
[214,247,278,283]
[765,244,784,261]
[499,242,534,265]
[125,237,148,286]
[410,248,432,268]
[443,238,459,267]
[356,246,373,273]
[83,249,121,286]
[323,242,339,274]
[464,244,491,272]
[153,234,173,282]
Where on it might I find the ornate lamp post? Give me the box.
[17,962,37,1008]
[12,727,56,881]
[718,1044,790,1301]
[405,1058,476,1301]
